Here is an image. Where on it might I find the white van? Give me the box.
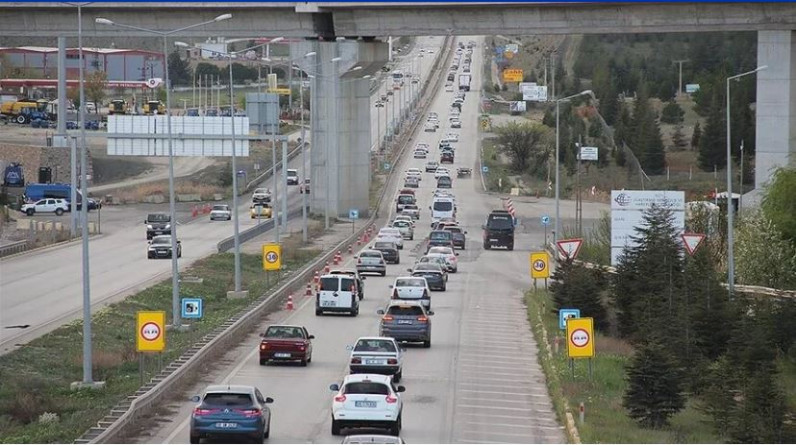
[316,274,360,316]
[430,197,456,223]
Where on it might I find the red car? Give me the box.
[259,325,314,366]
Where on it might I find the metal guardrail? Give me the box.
[0,240,27,258]
[216,207,305,253]
[79,35,455,445]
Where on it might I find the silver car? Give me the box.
[348,336,404,381]
[356,249,387,277]
[392,220,414,240]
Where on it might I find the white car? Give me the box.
[427,246,459,273]
[450,119,462,129]
[390,276,431,310]
[434,167,451,179]
[425,161,440,173]
[414,143,430,154]
[392,219,414,240]
[423,122,436,132]
[252,188,272,203]
[445,84,454,92]
[445,132,459,142]
[416,254,451,271]
[400,205,420,221]
[21,198,69,216]
[348,337,404,381]
[440,135,458,145]
[329,374,405,436]
[404,168,422,180]
[209,204,232,221]
[393,215,415,226]
[287,168,299,185]
[377,228,404,250]
[413,149,427,159]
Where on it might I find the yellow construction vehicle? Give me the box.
[0,99,50,124]
[142,100,166,115]
[108,99,130,115]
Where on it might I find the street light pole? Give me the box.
[227,56,242,292]
[726,66,766,298]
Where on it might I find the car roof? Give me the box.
[343,373,392,384]
[387,299,425,307]
[329,269,357,275]
[265,324,305,330]
[204,384,256,394]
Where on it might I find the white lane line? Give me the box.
[459,343,530,351]
[456,404,549,412]
[459,337,535,346]
[457,357,537,366]
[459,369,535,378]
[457,411,560,422]
[458,396,553,408]
[459,363,533,372]
[460,421,559,430]
[460,429,552,439]
[457,439,509,444]
[458,389,551,398]
[457,352,540,362]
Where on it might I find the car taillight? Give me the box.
[297,344,306,351]
[236,408,261,417]
[382,315,394,321]
[260,343,269,350]
[193,408,218,416]
[387,358,398,365]
[351,357,362,364]
[334,395,347,402]
[385,395,398,404]
[417,316,428,322]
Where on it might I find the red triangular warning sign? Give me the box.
[556,238,583,260]
[681,233,706,256]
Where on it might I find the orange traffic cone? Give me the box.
[348,244,353,254]
[306,282,313,297]
[324,261,330,273]
[286,294,294,310]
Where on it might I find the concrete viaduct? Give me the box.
[2,2,796,212]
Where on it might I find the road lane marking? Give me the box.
[458,388,551,397]
[459,420,562,430]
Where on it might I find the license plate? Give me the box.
[355,401,377,408]
[321,300,336,307]
[365,359,386,365]
[398,320,413,324]
[274,352,291,358]
[215,422,237,428]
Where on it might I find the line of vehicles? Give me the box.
[14,183,101,216]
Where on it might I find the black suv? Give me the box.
[483,210,515,250]
[145,212,172,240]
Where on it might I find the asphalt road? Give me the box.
[134,36,564,444]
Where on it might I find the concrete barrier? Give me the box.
[176,194,201,202]
[144,194,166,204]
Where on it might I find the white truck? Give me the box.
[458,74,471,92]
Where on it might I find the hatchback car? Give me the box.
[427,230,455,253]
[250,203,273,219]
[356,249,387,276]
[189,384,273,444]
[329,374,404,436]
[348,337,404,381]
[378,301,434,347]
[391,219,414,240]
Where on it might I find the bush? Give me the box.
[623,339,686,428]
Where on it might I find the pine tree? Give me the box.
[660,100,685,124]
[601,88,619,126]
[550,260,609,331]
[671,124,688,150]
[690,122,701,150]
[628,85,666,174]
[698,91,725,171]
[623,339,686,428]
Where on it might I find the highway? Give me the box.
[0,37,444,355]
[132,36,564,444]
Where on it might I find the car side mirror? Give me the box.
[388,284,394,289]
[376,309,385,315]
[264,397,274,404]
[360,276,366,281]
[407,268,413,273]
[396,385,406,393]
[190,395,201,403]
[345,344,354,351]
[481,224,486,230]
[455,253,459,256]
[428,311,435,316]
[308,335,315,340]
[329,383,340,392]
[259,332,266,338]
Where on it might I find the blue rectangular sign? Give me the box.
[559,308,581,330]
[181,298,203,319]
[349,209,359,220]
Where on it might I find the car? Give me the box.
[252,187,272,203]
[372,241,400,264]
[209,204,232,221]
[427,112,438,120]
[391,219,414,240]
[400,205,420,221]
[356,249,387,276]
[404,168,422,180]
[316,273,360,316]
[408,263,448,291]
[426,117,440,128]
[445,132,459,142]
[329,374,405,436]
[434,167,451,179]
[258,325,314,366]
[403,176,419,188]
[189,384,273,444]
[445,84,454,92]
[425,161,439,173]
[145,212,172,239]
[389,276,431,310]
[393,215,414,226]
[431,217,459,231]
[443,225,467,249]
[483,209,515,250]
[414,142,430,153]
[147,235,182,259]
[329,269,367,301]
[427,246,459,272]
[375,101,385,108]
[287,168,299,185]
[416,254,452,272]
[378,301,434,347]
[342,435,405,444]
[412,149,427,159]
[20,198,68,216]
[377,227,404,250]
[395,193,416,213]
[437,175,453,188]
[300,178,311,194]
[423,122,436,132]
[348,337,404,381]
[427,230,455,253]
[250,203,273,219]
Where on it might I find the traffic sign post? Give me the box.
[681,232,706,256]
[566,317,595,380]
[349,209,359,234]
[556,238,584,261]
[263,243,282,286]
[541,215,550,246]
[530,251,550,290]
[136,311,166,385]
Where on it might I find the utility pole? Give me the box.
[673,59,689,98]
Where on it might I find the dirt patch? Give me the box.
[91,156,152,185]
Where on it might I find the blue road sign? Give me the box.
[541,215,550,226]
[559,308,581,330]
[482,166,489,173]
[384,162,391,171]
[349,209,359,220]
[182,298,203,319]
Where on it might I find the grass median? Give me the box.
[524,289,720,443]
[0,243,320,444]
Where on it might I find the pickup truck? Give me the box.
[259,324,314,366]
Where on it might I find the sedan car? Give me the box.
[329,374,404,436]
[443,225,467,249]
[259,324,314,366]
[377,228,404,250]
[408,263,448,291]
[427,230,455,253]
[252,187,272,203]
[437,175,453,188]
[400,205,420,221]
[417,254,453,273]
[427,246,459,272]
[378,301,434,347]
[434,167,451,179]
[209,204,231,221]
[425,161,439,173]
[356,249,387,276]
[423,122,436,132]
[189,384,273,444]
[403,176,419,189]
[147,235,182,259]
[390,276,431,310]
[450,119,462,129]
[348,337,403,381]
[412,149,427,159]
[372,241,400,264]
[391,219,414,240]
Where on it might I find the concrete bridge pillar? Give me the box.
[755,30,796,190]
[294,40,388,219]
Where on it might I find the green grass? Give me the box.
[525,289,721,443]
[0,248,320,444]
[480,138,512,193]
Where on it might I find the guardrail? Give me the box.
[545,243,796,300]
[79,35,455,444]
[0,240,27,258]
[216,206,305,253]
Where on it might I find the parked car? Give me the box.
[147,235,182,259]
[189,385,273,444]
[20,198,68,216]
[329,374,404,436]
[348,336,404,381]
[258,324,314,366]
[209,204,231,221]
[378,300,434,347]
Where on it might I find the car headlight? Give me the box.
[147,224,153,229]
[164,224,171,230]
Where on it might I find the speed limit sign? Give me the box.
[530,252,550,279]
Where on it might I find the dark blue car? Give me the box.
[190,384,273,444]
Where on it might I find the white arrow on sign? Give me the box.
[556,238,583,260]
[146,78,163,89]
[681,233,706,256]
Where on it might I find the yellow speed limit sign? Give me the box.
[566,317,595,358]
[262,243,282,271]
[136,311,166,352]
[530,251,550,279]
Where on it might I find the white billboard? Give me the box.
[509,101,527,112]
[610,190,685,265]
[106,115,250,157]
[522,84,548,102]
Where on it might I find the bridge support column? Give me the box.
[755,30,796,190]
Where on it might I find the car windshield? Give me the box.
[361,251,382,258]
[254,188,269,194]
[387,305,425,316]
[438,177,451,184]
[430,231,452,241]
[398,195,415,204]
[443,226,462,233]
[395,278,426,287]
[419,256,444,264]
[403,205,418,211]
[488,215,514,229]
[147,214,169,222]
[343,382,390,395]
[203,393,253,407]
[433,201,453,212]
[354,339,396,352]
[287,170,297,177]
[212,205,229,211]
[393,221,410,228]
[151,236,171,246]
[374,242,396,250]
[264,326,304,338]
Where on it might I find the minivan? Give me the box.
[430,197,455,223]
[316,274,360,316]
